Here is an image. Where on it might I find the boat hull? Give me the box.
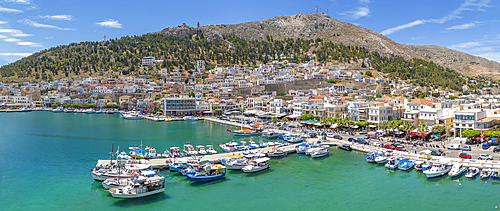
[311,152,329,158]
[110,188,165,198]
[243,164,270,173]
[186,173,225,181]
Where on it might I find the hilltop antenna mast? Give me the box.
[327,9,329,15]
[316,5,318,14]
[103,35,106,42]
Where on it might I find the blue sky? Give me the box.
[0,0,498,66]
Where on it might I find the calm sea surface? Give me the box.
[0,112,498,211]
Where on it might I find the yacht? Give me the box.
[423,163,452,178]
[448,163,467,177]
[480,168,492,179]
[122,112,142,120]
[242,157,271,173]
[398,159,415,171]
[186,164,226,181]
[52,107,64,113]
[231,129,261,136]
[108,175,165,198]
[311,146,329,158]
[465,167,479,178]
[385,157,400,170]
[183,116,199,121]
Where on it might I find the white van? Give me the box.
[448,143,461,150]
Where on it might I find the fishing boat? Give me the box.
[423,163,452,178]
[414,160,426,171]
[183,144,198,156]
[480,168,492,179]
[52,107,64,113]
[262,130,282,139]
[169,147,184,157]
[465,167,479,178]
[183,116,199,121]
[385,157,400,170]
[108,175,165,198]
[117,152,132,160]
[366,151,381,163]
[223,157,250,170]
[448,163,467,177]
[248,141,260,149]
[102,170,158,189]
[145,147,161,159]
[311,146,329,158]
[185,164,226,181]
[206,145,217,154]
[296,143,309,154]
[242,157,271,173]
[491,169,500,179]
[398,159,415,171]
[231,129,261,136]
[196,146,207,155]
[375,156,388,164]
[338,144,352,151]
[268,148,286,157]
[129,147,146,159]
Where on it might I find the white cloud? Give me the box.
[4,38,20,42]
[0,52,32,56]
[0,6,23,13]
[0,21,7,24]
[478,52,500,63]
[474,47,493,51]
[4,0,31,4]
[410,36,426,40]
[96,19,123,28]
[0,35,6,39]
[381,20,427,35]
[0,28,32,37]
[342,7,370,20]
[446,22,480,30]
[38,15,73,21]
[381,0,491,35]
[18,19,75,30]
[359,0,371,3]
[450,41,482,48]
[16,41,41,47]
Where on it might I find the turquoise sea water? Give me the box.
[0,112,499,211]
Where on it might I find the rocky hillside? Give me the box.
[160,13,500,80]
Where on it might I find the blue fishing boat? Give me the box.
[186,164,226,181]
[398,159,415,171]
[366,151,381,163]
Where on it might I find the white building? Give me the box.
[142,57,157,66]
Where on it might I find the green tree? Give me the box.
[299,114,315,121]
[272,117,278,123]
[462,130,480,139]
[416,123,430,142]
[400,121,414,140]
[365,71,373,77]
[281,117,289,123]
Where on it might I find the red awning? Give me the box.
[473,136,481,140]
[143,110,148,113]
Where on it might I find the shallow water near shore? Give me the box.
[0,112,499,211]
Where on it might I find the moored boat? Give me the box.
[423,163,452,178]
[338,144,352,151]
[242,157,270,173]
[108,175,165,198]
[480,168,492,179]
[491,169,500,179]
[448,163,467,177]
[398,159,415,171]
[186,164,226,181]
[385,157,400,170]
[465,167,479,178]
[311,146,329,158]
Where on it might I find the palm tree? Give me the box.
[417,123,430,142]
[401,121,414,141]
[380,121,389,137]
[344,116,355,133]
[281,117,288,123]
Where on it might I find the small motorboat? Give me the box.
[366,151,381,163]
[398,159,415,171]
[295,143,309,154]
[268,149,286,158]
[186,164,226,181]
[423,163,452,178]
[480,168,492,179]
[108,175,165,198]
[206,145,217,154]
[311,146,329,158]
[491,169,500,179]
[338,144,352,151]
[196,145,207,155]
[465,167,479,178]
[242,157,270,173]
[448,163,467,177]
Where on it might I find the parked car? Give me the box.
[348,138,356,142]
[357,138,368,144]
[359,130,368,135]
[384,144,396,150]
[494,146,500,153]
[478,154,493,160]
[448,144,461,150]
[326,133,334,138]
[395,145,406,151]
[372,142,382,147]
[364,135,370,139]
[482,142,491,150]
[459,153,472,159]
[460,146,471,151]
[333,135,343,140]
[430,150,443,156]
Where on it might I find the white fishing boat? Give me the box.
[206,145,217,154]
[108,175,165,198]
[122,111,142,120]
[52,107,64,113]
[223,158,250,170]
[375,155,389,164]
[398,159,416,171]
[267,149,286,157]
[219,142,239,152]
[117,152,132,160]
[311,146,329,158]
[103,178,129,189]
[295,143,309,154]
[196,145,207,155]
[262,130,282,139]
[465,167,479,178]
[183,144,198,156]
[480,168,492,179]
[385,157,400,170]
[448,163,467,177]
[242,157,270,173]
[423,163,452,178]
[186,164,226,181]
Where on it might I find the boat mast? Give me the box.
[110,143,114,166]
